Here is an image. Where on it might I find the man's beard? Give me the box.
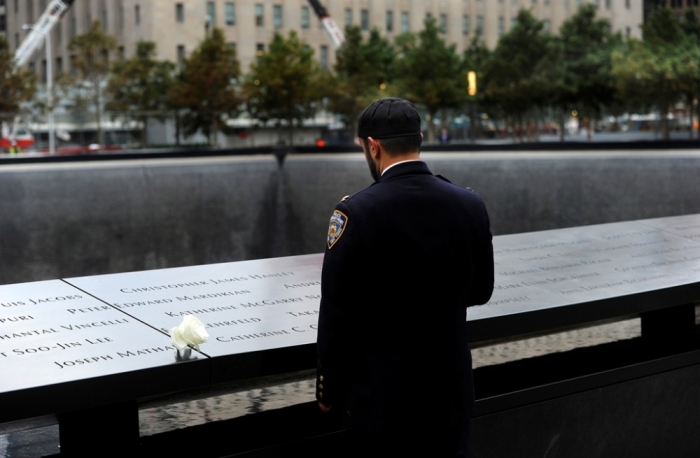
[363,142,380,182]
[367,157,380,182]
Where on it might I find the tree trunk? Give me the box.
[141,116,149,147]
[559,109,566,142]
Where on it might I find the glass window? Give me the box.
[543,19,550,34]
[207,2,216,26]
[476,15,483,37]
[226,2,235,26]
[439,14,447,34]
[135,4,140,26]
[462,15,470,35]
[273,4,282,29]
[498,17,505,36]
[320,45,328,69]
[256,43,265,55]
[255,4,263,26]
[401,12,409,33]
[176,3,184,23]
[361,9,369,31]
[386,10,393,32]
[301,6,309,29]
[625,0,630,8]
[177,45,185,66]
[345,8,352,27]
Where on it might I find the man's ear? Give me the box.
[367,137,381,158]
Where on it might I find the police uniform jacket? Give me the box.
[316,160,494,432]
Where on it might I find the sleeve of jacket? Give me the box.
[316,201,360,406]
[469,198,495,306]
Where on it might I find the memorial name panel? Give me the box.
[66,254,325,356]
[635,213,700,246]
[0,280,200,394]
[470,217,700,322]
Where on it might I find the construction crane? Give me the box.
[307,0,345,48]
[14,0,75,67]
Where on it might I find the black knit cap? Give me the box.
[357,98,422,139]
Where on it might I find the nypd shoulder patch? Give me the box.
[327,210,348,249]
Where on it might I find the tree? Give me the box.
[481,10,553,141]
[328,26,396,139]
[242,31,325,145]
[0,35,36,132]
[612,7,698,140]
[395,18,465,142]
[170,28,241,147]
[106,41,175,147]
[68,20,117,145]
[462,36,491,141]
[552,4,621,141]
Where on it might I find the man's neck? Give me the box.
[379,154,420,176]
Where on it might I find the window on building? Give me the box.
[135,4,140,25]
[102,8,108,31]
[228,42,236,50]
[625,0,630,8]
[544,0,550,4]
[543,19,550,34]
[476,15,483,37]
[498,17,505,36]
[176,3,184,23]
[386,10,393,32]
[256,43,265,55]
[273,5,282,28]
[532,0,536,4]
[626,26,631,38]
[177,45,185,66]
[27,0,33,22]
[118,46,125,60]
[301,6,309,28]
[320,45,328,69]
[56,57,63,74]
[42,59,47,84]
[70,14,76,37]
[439,14,447,33]
[56,22,62,45]
[0,15,6,31]
[606,0,611,8]
[361,9,369,30]
[462,15,470,35]
[226,2,235,26]
[119,4,124,29]
[207,2,216,26]
[14,0,18,14]
[255,4,263,26]
[14,32,19,49]
[401,12,409,33]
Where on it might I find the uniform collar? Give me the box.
[379,160,431,182]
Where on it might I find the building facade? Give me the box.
[0,0,6,39]
[8,0,643,79]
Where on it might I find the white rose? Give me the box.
[170,315,209,351]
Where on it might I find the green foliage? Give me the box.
[106,41,175,146]
[481,10,553,138]
[170,28,241,146]
[0,35,36,124]
[329,26,397,138]
[68,20,118,145]
[242,31,325,145]
[395,18,465,142]
[612,7,700,139]
[551,4,621,139]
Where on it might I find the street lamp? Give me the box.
[22,23,56,155]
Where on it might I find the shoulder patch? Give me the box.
[327,210,348,249]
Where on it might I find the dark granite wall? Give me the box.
[2,152,699,285]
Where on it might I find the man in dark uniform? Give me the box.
[316,98,494,457]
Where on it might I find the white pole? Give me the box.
[46,30,55,155]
